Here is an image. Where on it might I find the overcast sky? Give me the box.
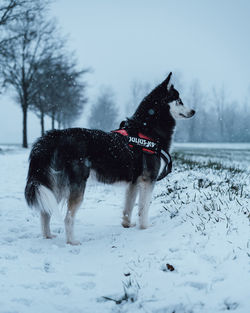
[1,0,250,143]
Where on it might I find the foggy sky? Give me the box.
[1,0,250,144]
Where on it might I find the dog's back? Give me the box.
[25,128,138,210]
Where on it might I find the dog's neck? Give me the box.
[127,104,176,152]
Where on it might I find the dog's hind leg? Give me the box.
[35,185,58,239]
[122,182,138,228]
[138,179,155,229]
[41,212,55,239]
[64,185,85,245]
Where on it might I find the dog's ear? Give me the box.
[164,72,172,88]
[157,72,172,92]
[139,72,173,104]
[153,72,173,92]
[157,72,172,90]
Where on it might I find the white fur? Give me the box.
[40,212,54,239]
[122,183,138,227]
[35,186,58,238]
[36,185,58,216]
[35,185,66,238]
[64,211,80,245]
[169,100,194,119]
[138,180,154,229]
[122,178,155,229]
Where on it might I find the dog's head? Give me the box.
[141,72,195,121]
[167,83,195,120]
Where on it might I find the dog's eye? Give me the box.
[176,99,183,106]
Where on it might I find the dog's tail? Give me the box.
[24,130,61,215]
[25,182,57,216]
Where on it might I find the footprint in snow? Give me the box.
[78,282,96,290]
[43,261,55,273]
[40,281,63,289]
[222,299,239,311]
[12,298,32,307]
[76,272,95,277]
[185,281,208,290]
[9,227,20,233]
[18,232,36,239]
[2,237,16,243]
[54,286,71,295]
[28,247,43,254]
[68,247,81,255]
[3,254,18,260]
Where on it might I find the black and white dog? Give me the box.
[25,72,195,245]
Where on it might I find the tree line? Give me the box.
[174,80,250,143]
[88,78,250,143]
[1,1,248,144]
[0,0,88,147]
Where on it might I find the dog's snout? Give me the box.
[190,110,195,116]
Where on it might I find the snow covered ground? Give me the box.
[0,143,249,313]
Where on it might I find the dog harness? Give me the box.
[112,129,172,181]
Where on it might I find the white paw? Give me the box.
[67,240,81,246]
[139,223,149,229]
[122,221,136,228]
[44,234,56,239]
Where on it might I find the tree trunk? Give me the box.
[51,112,55,130]
[40,110,45,136]
[22,105,28,148]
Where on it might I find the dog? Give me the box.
[24,72,195,245]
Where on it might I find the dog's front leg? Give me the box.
[122,182,138,228]
[138,180,155,229]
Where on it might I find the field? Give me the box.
[0,143,249,313]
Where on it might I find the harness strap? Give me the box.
[157,150,172,181]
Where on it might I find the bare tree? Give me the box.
[0,0,27,87]
[29,59,50,135]
[187,80,206,142]
[89,87,118,131]
[241,90,250,141]
[1,3,61,147]
[0,0,26,26]
[173,77,250,143]
[30,55,88,134]
[0,1,46,53]
[45,57,88,130]
[57,80,87,129]
[211,86,229,142]
[230,92,250,142]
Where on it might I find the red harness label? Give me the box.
[113,129,157,154]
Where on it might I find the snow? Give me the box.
[0,144,249,313]
[174,142,250,150]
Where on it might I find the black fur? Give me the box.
[25,73,181,209]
